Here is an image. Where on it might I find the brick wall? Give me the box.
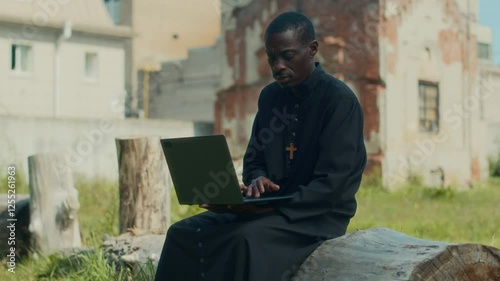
[215,0,383,160]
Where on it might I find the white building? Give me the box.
[0,0,131,119]
[0,0,185,181]
[476,23,500,159]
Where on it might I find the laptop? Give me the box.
[160,135,294,205]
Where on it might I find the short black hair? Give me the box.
[265,12,316,45]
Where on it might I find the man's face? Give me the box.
[265,29,317,88]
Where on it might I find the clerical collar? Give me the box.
[288,62,324,98]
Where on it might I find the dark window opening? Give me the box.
[418,81,440,132]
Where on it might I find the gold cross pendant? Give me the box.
[286,143,297,159]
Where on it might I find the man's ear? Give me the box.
[309,40,319,57]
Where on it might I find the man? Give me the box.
[155,11,366,281]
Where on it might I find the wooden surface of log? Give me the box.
[292,227,500,281]
[28,153,82,255]
[115,137,170,233]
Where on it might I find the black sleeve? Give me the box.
[242,94,268,186]
[276,95,367,221]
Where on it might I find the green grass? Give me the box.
[0,176,203,280]
[1,175,499,280]
[0,164,29,194]
[75,177,120,245]
[349,178,500,247]
[0,248,155,281]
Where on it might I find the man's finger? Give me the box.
[257,180,265,193]
[200,204,227,211]
[252,185,261,198]
[270,183,280,191]
[246,184,253,197]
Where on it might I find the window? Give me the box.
[85,53,99,81]
[11,44,33,73]
[418,81,439,132]
[104,0,120,24]
[477,43,491,60]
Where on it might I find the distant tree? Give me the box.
[489,154,500,177]
[490,140,500,177]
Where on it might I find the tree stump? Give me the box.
[28,153,82,255]
[292,227,500,281]
[115,137,171,233]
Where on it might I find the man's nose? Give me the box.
[271,59,286,73]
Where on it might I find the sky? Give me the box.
[479,0,500,64]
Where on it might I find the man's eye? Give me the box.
[284,53,295,60]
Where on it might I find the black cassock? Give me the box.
[155,63,367,281]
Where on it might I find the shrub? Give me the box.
[489,155,500,177]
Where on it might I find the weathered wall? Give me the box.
[212,0,495,187]
[490,123,500,158]
[480,66,500,160]
[480,66,500,124]
[119,0,221,115]
[146,44,221,124]
[0,115,194,181]
[122,0,221,61]
[379,0,488,187]
[215,0,382,159]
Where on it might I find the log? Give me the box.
[28,153,82,255]
[115,137,171,233]
[101,227,500,280]
[291,227,500,281]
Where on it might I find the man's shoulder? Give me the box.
[260,81,281,96]
[319,73,358,102]
[257,81,281,104]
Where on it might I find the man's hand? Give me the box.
[199,204,274,216]
[241,176,280,198]
[198,176,279,215]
